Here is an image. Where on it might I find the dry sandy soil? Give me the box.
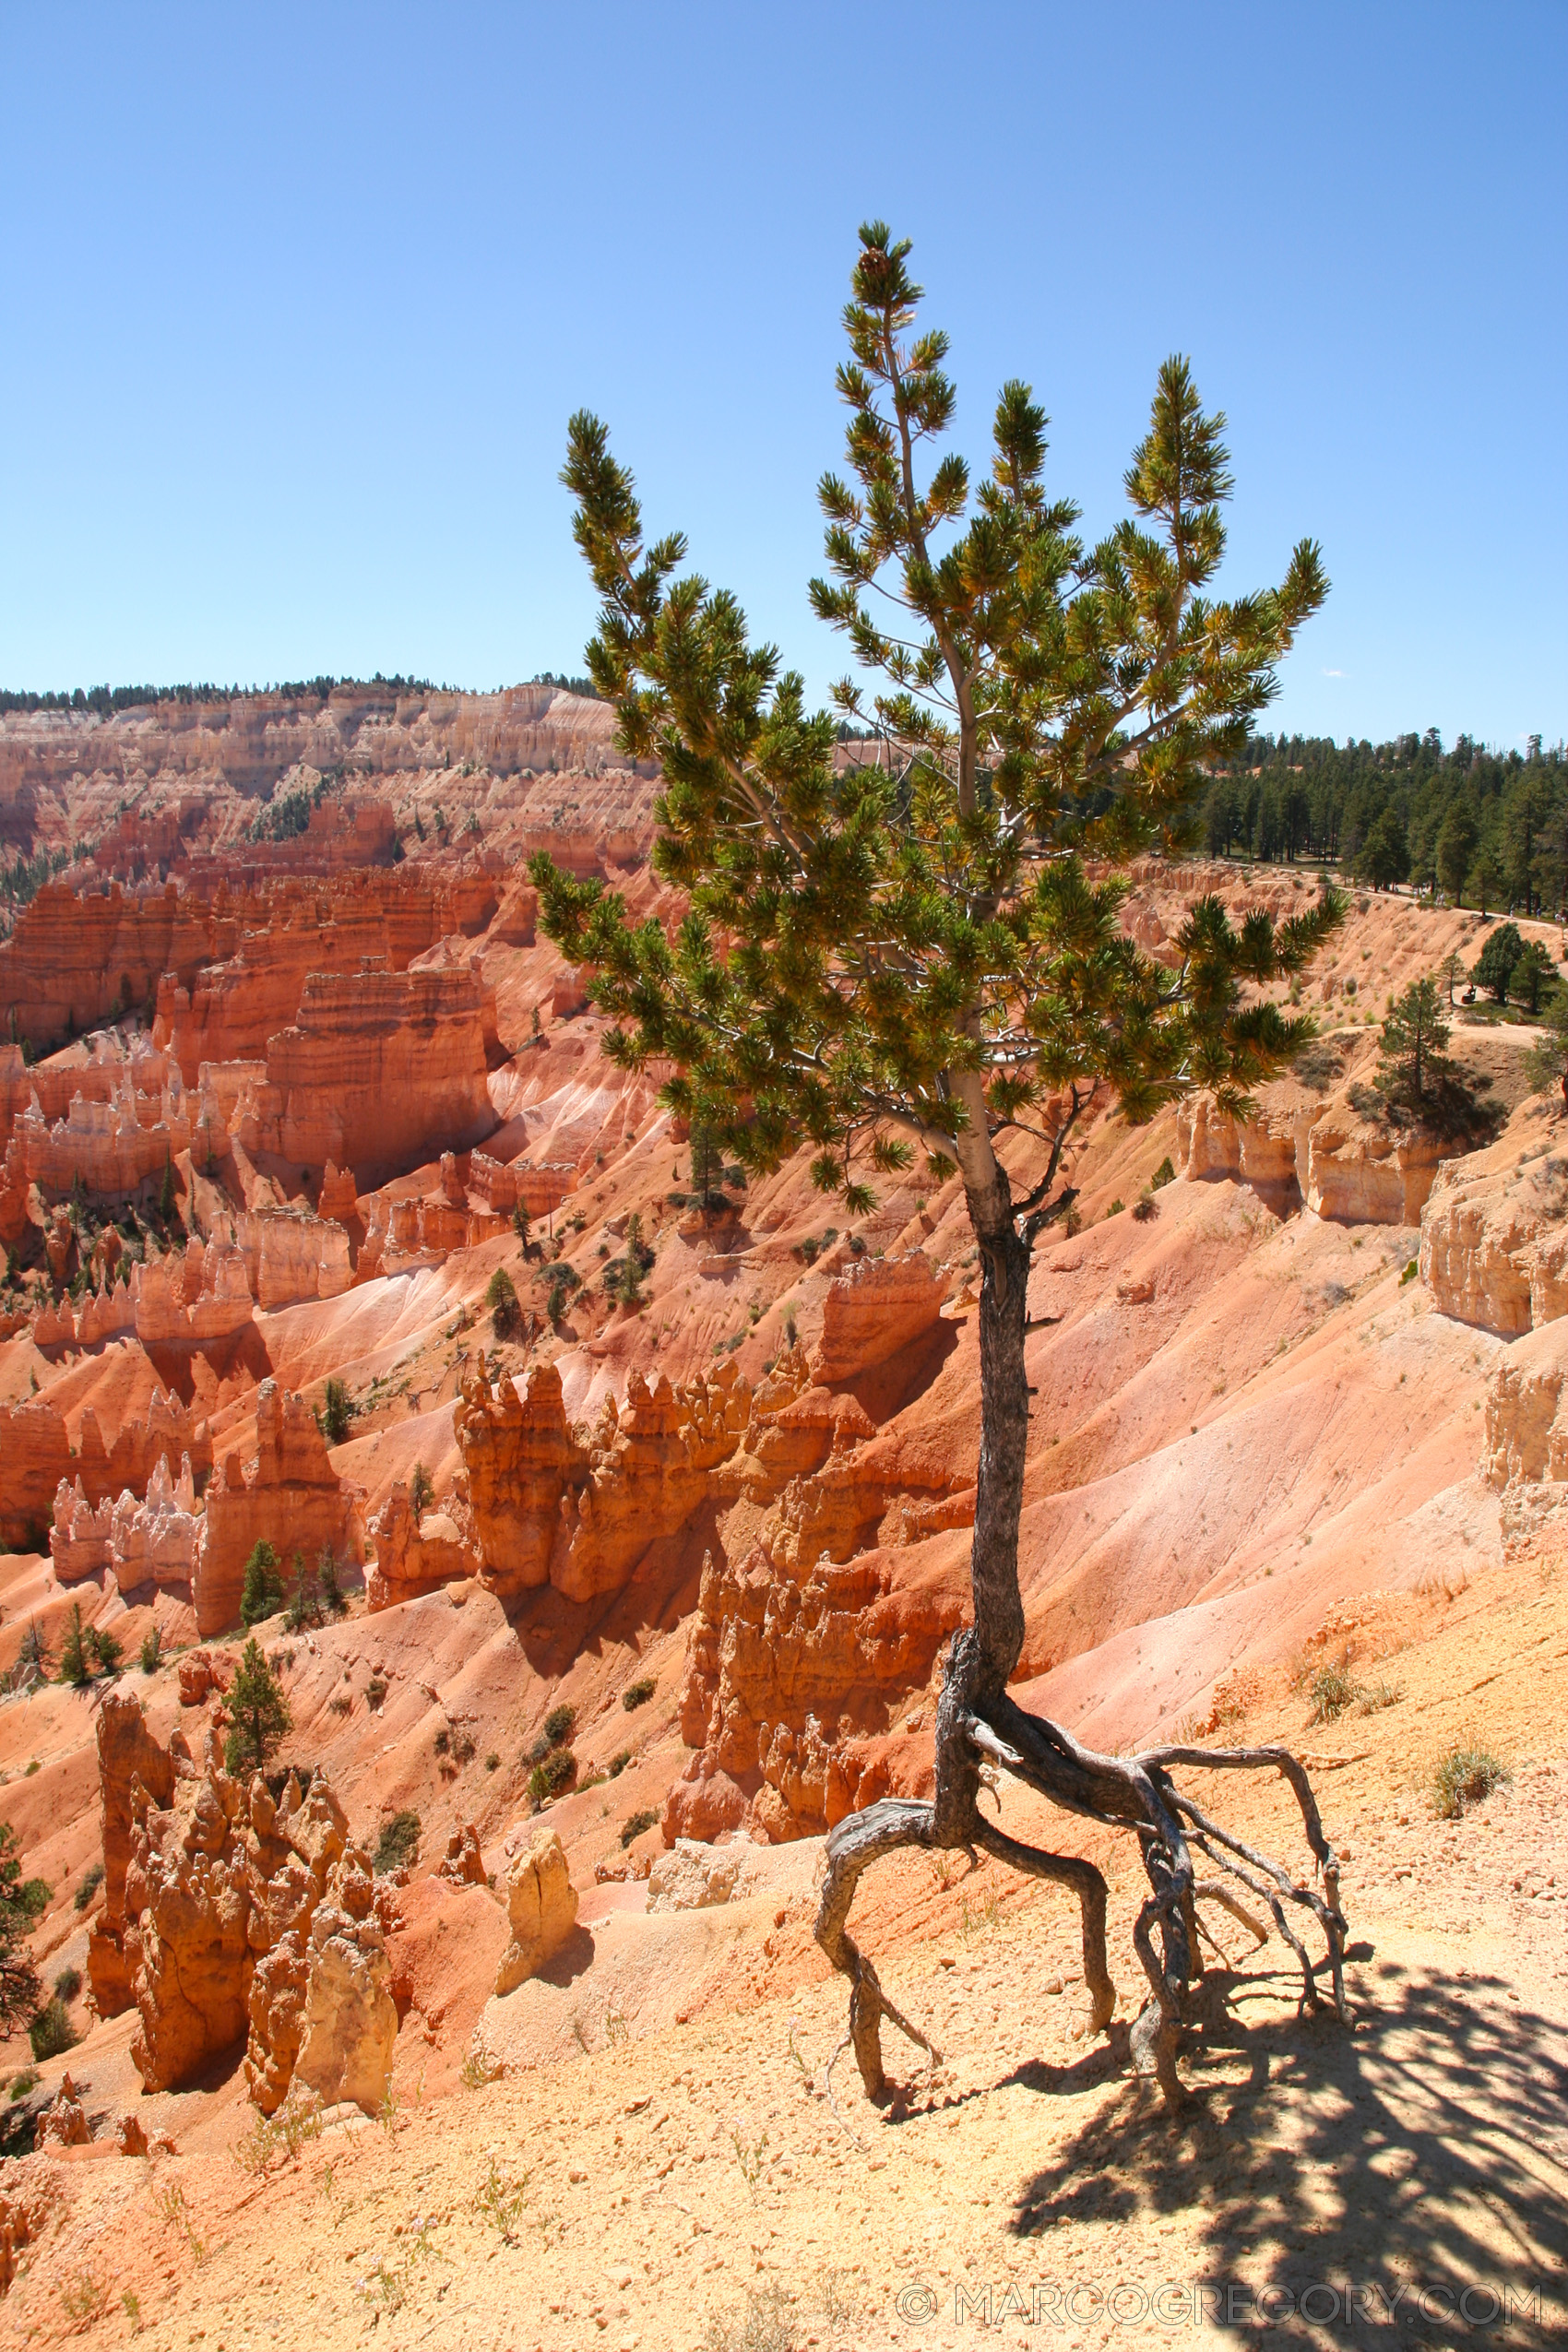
[3,1537,1563,2352]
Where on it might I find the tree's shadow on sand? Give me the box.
[1003,1954,1568,2345]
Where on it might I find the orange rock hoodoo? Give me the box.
[192,1381,363,1636]
[233,961,499,1178]
[451,1359,751,1608]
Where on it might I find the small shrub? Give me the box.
[1358,1678,1405,1714]
[7,2069,38,2101]
[409,1460,434,1517]
[433,1726,451,1757]
[53,1966,81,2005]
[1150,1156,1176,1190]
[484,1750,500,1772]
[85,1624,123,1676]
[528,1750,576,1804]
[527,1732,552,1765]
[1132,1194,1159,1221]
[29,1996,77,2062]
[622,1677,656,1712]
[23,1761,39,1778]
[608,1749,631,1777]
[139,1625,163,1675]
[319,1377,354,1446]
[487,1266,524,1342]
[476,2154,530,2242]
[73,1862,103,1915]
[452,1728,476,1765]
[619,1807,659,1848]
[1432,1743,1511,1820]
[1106,1198,1124,1218]
[365,1673,387,1710]
[374,1810,422,1874]
[543,1702,576,1746]
[1308,1662,1359,1724]
[58,2274,110,2327]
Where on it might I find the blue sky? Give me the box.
[2,3,1562,748]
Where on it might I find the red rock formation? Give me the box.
[1178,1082,1446,1225]
[0,1403,72,1547]
[234,960,498,1179]
[365,1483,478,1610]
[810,1249,946,1383]
[126,1739,255,2091]
[1420,1110,1568,1335]
[434,1824,487,1888]
[454,1360,579,1596]
[317,1158,358,1226]
[670,1537,962,1842]
[233,1205,351,1307]
[88,1691,363,2101]
[51,1454,200,1594]
[290,1843,398,2116]
[453,1359,750,1605]
[193,1381,364,1637]
[87,1688,177,2017]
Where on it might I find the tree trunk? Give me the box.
[932,1160,1031,1838]
[812,1118,1348,2115]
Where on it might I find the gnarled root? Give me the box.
[813,1699,1348,2115]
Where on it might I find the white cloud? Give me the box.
[1321,667,1345,678]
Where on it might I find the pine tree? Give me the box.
[1510,938,1556,1016]
[531,224,1349,2109]
[1434,808,1477,904]
[0,1823,50,2035]
[239,1540,285,1627]
[13,1619,51,1688]
[409,1462,434,1518]
[1526,990,1568,1105]
[159,1152,176,1223]
[222,1637,292,1778]
[1375,977,1455,1108]
[85,1624,124,1677]
[317,1544,348,1617]
[1467,848,1500,919]
[283,1551,320,1633]
[1439,950,1467,1007]
[57,1603,89,1689]
[1472,921,1524,1003]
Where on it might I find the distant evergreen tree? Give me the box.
[57,1604,89,1689]
[1376,978,1455,1108]
[0,1824,50,2035]
[222,1638,291,1778]
[1510,938,1556,1015]
[1472,921,1525,1003]
[239,1540,285,1627]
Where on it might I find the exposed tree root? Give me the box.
[814,1700,1348,2114]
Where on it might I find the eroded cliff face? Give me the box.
[452,1360,752,1606]
[1419,1110,1568,1336]
[236,963,498,1178]
[1177,1084,1448,1225]
[193,1382,363,1637]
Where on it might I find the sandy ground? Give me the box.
[2,1540,1562,2352]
